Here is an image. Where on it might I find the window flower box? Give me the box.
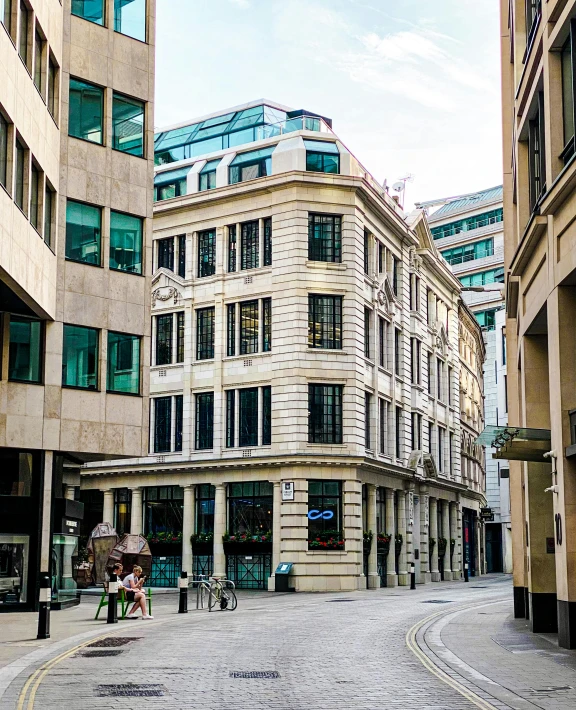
[308,530,345,551]
[377,534,391,555]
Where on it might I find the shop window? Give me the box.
[68,78,104,144]
[114,488,131,535]
[107,331,140,394]
[114,0,146,42]
[62,324,98,389]
[0,534,30,604]
[71,0,104,25]
[109,211,143,274]
[196,484,215,534]
[65,200,101,265]
[0,451,33,496]
[9,316,42,383]
[144,487,184,538]
[307,480,342,549]
[308,384,343,444]
[228,482,273,535]
[308,213,341,263]
[112,93,144,157]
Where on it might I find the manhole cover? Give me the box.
[422,600,454,604]
[230,671,280,679]
[88,637,142,648]
[326,599,356,603]
[78,650,124,658]
[95,684,166,697]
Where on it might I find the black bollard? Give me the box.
[37,573,51,639]
[464,562,469,583]
[410,563,416,590]
[107,573,118,624]
[178,571,188,613]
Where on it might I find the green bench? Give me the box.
[94,584,153,620]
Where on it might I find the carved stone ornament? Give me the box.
[152,286,179,307]
[409,247,422,273]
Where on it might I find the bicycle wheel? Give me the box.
[223,588,237,611]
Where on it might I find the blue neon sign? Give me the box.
[307,509,334,520]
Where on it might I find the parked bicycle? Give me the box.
[195,575,237,612]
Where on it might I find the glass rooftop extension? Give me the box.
[154,103,334,165]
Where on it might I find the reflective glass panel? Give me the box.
[107,331,140,394]
[110,211,143,274]
[71,0,104,25]
[114,0,146,42]
[62,324,98,389]
[66,200,101,265]
[112,93,144,156]
[9,317,41,383]
[68,78,104,144]
[15,140,25,211]
[0,113,7,189]
[0,534,30,604]
[0,452,33,497]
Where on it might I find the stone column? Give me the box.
[450,502,460,580]
[213,483,227,577]
[385,488,397,587]
[268,481,282,591]
[103,490,114,526]
[182,485,195,575]
[65,485,76,501]
[420,487,430,583]
[442,500,452,581]
[367,484,379,588]
[475,517,482,576]
[397,489,408,585]
[130,488,143,535]
[41,452,54,574]
[430,497,440,581]
[405,486,415,572]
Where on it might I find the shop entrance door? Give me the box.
[486,524,503,572]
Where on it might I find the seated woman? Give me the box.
[123,565,153,619]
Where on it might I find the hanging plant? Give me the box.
[146,530,182,545]
[363,530,373,553]
[438,537,448,556]
[395,534,403,554]
[308,530,345,551]
[429,537,436,551]
[191,532,214,545]
[377,534,391,554]
[223,530,272,544]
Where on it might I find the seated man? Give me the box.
[123,565,153,619]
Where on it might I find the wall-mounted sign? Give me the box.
[282,482,295,501]
[307,509,334,520]
[480,507,494,521]
[65,520,78,528]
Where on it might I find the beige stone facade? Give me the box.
[82,102,486,592]
[1,0,155,609]
[501,0,576,647]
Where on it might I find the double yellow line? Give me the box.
[16,630,123,710]
[406,609,500,710]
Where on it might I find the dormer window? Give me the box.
[305,140,339,174]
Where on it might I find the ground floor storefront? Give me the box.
[75,459,486,591]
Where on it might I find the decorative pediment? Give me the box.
[151,268,183,308]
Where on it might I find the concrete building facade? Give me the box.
[501,0,576,647]
[0,0,155,609]
[417,187,512,574]
[82,101,487,592]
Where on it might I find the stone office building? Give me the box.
[81,101,486,591]
[500,0,576,648]
[0,0,155,609]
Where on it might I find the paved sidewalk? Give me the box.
[420,597,576,710]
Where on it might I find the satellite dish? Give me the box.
[392,181,405,192]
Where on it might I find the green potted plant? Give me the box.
[223,530,273,553]
[146,530,183,545]
[363,530,373,554]
[191,532,214,553]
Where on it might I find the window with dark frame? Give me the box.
[240,300,258,355]
[378,317,386,368]
[365,392,372,449]
[364,307,371,359]
[378,242,384,273]
[448,366,452,405]
[308,384,343,444]
[19,2,30,71]
[0,112,8,190]
[363,230,369,274]
[394,328,401,376]
[195,392,214,450]
[176,312,185,363]
[392,255,398,296]
[395,406,402,459]
[241,220,259,270]
[308,295,342,349]
[306,151,340,174]
[525,0,541,47]
[528,91,546,211]
[15,139,26,212]
[411,338,421,385]
[228,481,273,534]
[112,92,144,157]
[308,213,342,262]
[227,303,236,356]
[196,307,215,360]
[154,396,171,453]
[196,484,216,535]
[157,237,174,271]
[263,217,272,266]
[262,297,272,352]
[30,163,40,231]
[1,0,14,40]
[226,389,235,448]
[437,358,443,401]
[107,331,140,394]
[175,394,183,452]
[34,30,43,95]
[68,77,104,145]
[198,229,216,277]
[379,398,388,455]
[8,316,42,383]
[562,23,576,164]
[239,387,258,447]
[47,55,57,119]
[155,314,173,366]
[411,412,422,451]
[178,235,186,278]
[262,385,271,445]
[438,426,445,471]
[44,184,54,247]
[228,224,237,272]
[62,324,98,389]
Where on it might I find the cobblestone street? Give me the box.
[0,575,573,710]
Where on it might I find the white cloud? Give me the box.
[228,0,251,7]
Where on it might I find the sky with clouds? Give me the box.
[155,0,502,208]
